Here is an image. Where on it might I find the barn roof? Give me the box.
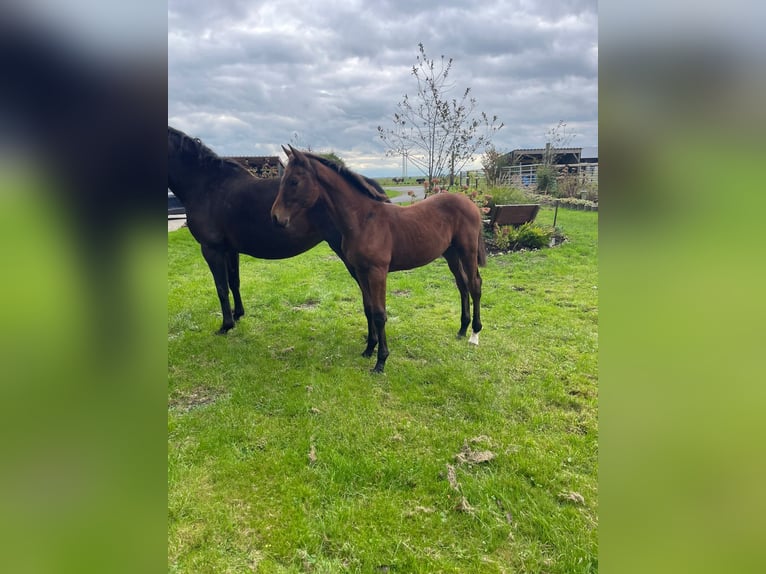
[506,147,582,165]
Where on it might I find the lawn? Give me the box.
[168,206,598,572]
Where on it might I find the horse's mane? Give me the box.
[302,151,391,203]
[168,126,242,172]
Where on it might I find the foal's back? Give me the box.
[381,193,482,271]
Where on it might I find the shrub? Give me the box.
[481,145,509,187]
[536,165,558,194]
[515,223,553,249]
[489,223,554,252]
[554,170,598,200]
[492,224,514,251]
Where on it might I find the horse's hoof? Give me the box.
[362,349,375,358]
[468,332,480,346]
[371,365,385,374]
[216,326,233,335]
[456,331,467,339]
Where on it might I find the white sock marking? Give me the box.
[468,332,480,346]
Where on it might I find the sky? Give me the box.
[168,0,598,177]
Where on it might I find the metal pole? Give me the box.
[553,200,559,228]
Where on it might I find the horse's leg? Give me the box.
[459,242,483,346]
[468,268,483,345]
[227,251,245,321]
[444,248,471,338]
[366,268,389,373]
[201,244,235,334]
[349,269,377,357]
[339,263,377,357]
[362,294,379,358]
[326,239,378,357]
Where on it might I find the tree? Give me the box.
[288,131,344,166]
[378,43,503,194]
[319,151,345,166]
[537,120,575,194]
[541,120,575,167]
[481,144,508,187]
[290,131,311,151]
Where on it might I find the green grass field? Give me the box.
[168,206,598,572]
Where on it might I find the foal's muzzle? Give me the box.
[271,209,288,228]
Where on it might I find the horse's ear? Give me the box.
[290,145,307,164]
[282,144,292,158]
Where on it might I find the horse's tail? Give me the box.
[477,233,487,267]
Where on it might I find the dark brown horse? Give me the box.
[272,146,486,373]
[169,127,354,333]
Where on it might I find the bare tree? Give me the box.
[542,120,575,167]
[481,144,507,187]
[290,131,312,151]
[538,120,576,194]
[378,43,503,194]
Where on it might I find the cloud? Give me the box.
[169,0,598,176]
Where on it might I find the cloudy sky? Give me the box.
[168,0,598,177]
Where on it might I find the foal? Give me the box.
[272,146,486,373]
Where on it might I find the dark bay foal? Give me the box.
[272,146,486,372]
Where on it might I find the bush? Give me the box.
[515,223,552,249]
[489,222,554,252]
[536,165,558,194]
[492,224,514,251]
[554,171,598,201]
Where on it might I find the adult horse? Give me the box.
[271,146,486,373]
[168,126,354,334]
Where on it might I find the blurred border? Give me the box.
[0,2,167,572]
[601,1,766,572]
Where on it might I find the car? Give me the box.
[168,190,185,216]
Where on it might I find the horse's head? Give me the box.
[272,145,321,228]
[168,126,223,168]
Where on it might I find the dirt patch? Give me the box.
[406,505,435,515]
[455,496,475,513]
[446,463,460,491]
[454,439,496,465]
[558,491,585,505]
[308,439,317,465]
[568,387,593,399]
[392,289,411,297]
[442,438,497,516]
[292,298,320,311]
[169,385,222,413]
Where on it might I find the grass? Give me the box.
[168,206,598,572]
[381,189,402,200]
